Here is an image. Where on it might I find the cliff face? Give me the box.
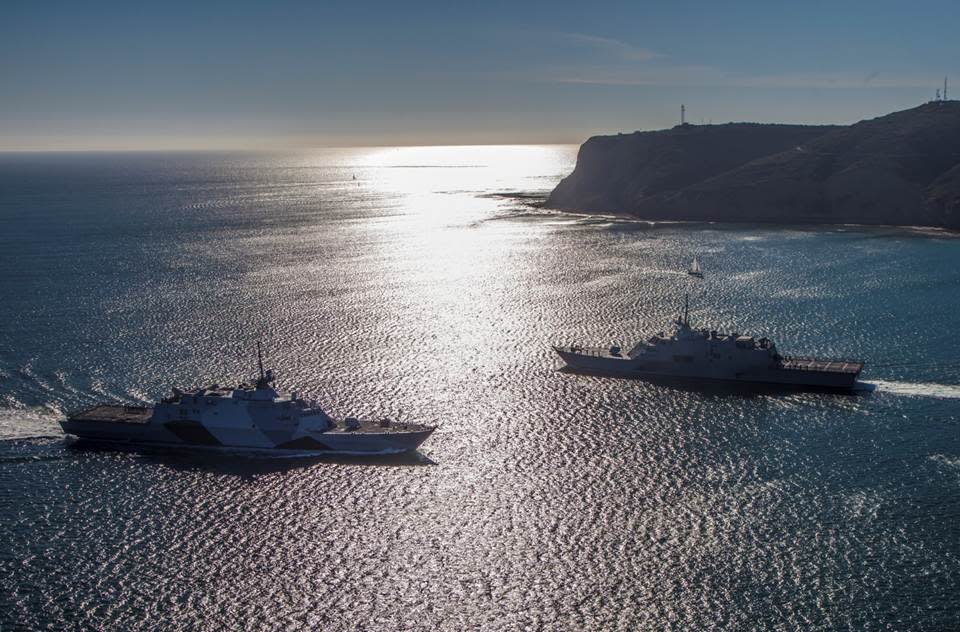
[547,123,839,211]
[546,102,960,228]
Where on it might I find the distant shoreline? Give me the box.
[502,191,960,237]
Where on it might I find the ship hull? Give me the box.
[60,412,434,456]
[554,347,861,392]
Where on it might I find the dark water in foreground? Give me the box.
[1,147,959,630]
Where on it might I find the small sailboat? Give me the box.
[688,257,703,278]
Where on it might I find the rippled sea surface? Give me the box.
[1,146,959,630]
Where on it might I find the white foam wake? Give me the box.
[867,380,960,399]
[0,406,64,440]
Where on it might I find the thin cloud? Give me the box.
[545,65,936,90]
[561,33,662,62]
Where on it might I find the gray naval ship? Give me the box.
[61,347,435,455]
[554,298,864,391]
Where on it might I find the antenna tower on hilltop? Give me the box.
[681,104,686,125]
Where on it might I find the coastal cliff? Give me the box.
[546,102,960,229]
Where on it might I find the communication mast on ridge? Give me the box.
[945,76,949,101]
[681,104,686,125]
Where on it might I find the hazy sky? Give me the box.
[2,0,958,150]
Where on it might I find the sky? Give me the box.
[2,0,959,150]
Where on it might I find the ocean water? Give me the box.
[1,146,959,630]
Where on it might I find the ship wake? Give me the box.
[0,406,64,441]
[866,380,960,399]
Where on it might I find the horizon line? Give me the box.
[0,141,587,154]
[3,100,948,153]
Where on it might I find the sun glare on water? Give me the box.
[350,143,575,333]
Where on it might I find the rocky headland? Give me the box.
[547,101,960,229]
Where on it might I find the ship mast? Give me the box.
[257,341,266,381]
[683,294,689,326]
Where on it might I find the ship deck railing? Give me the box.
[778,356,864,374]
[565,346,627,358]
